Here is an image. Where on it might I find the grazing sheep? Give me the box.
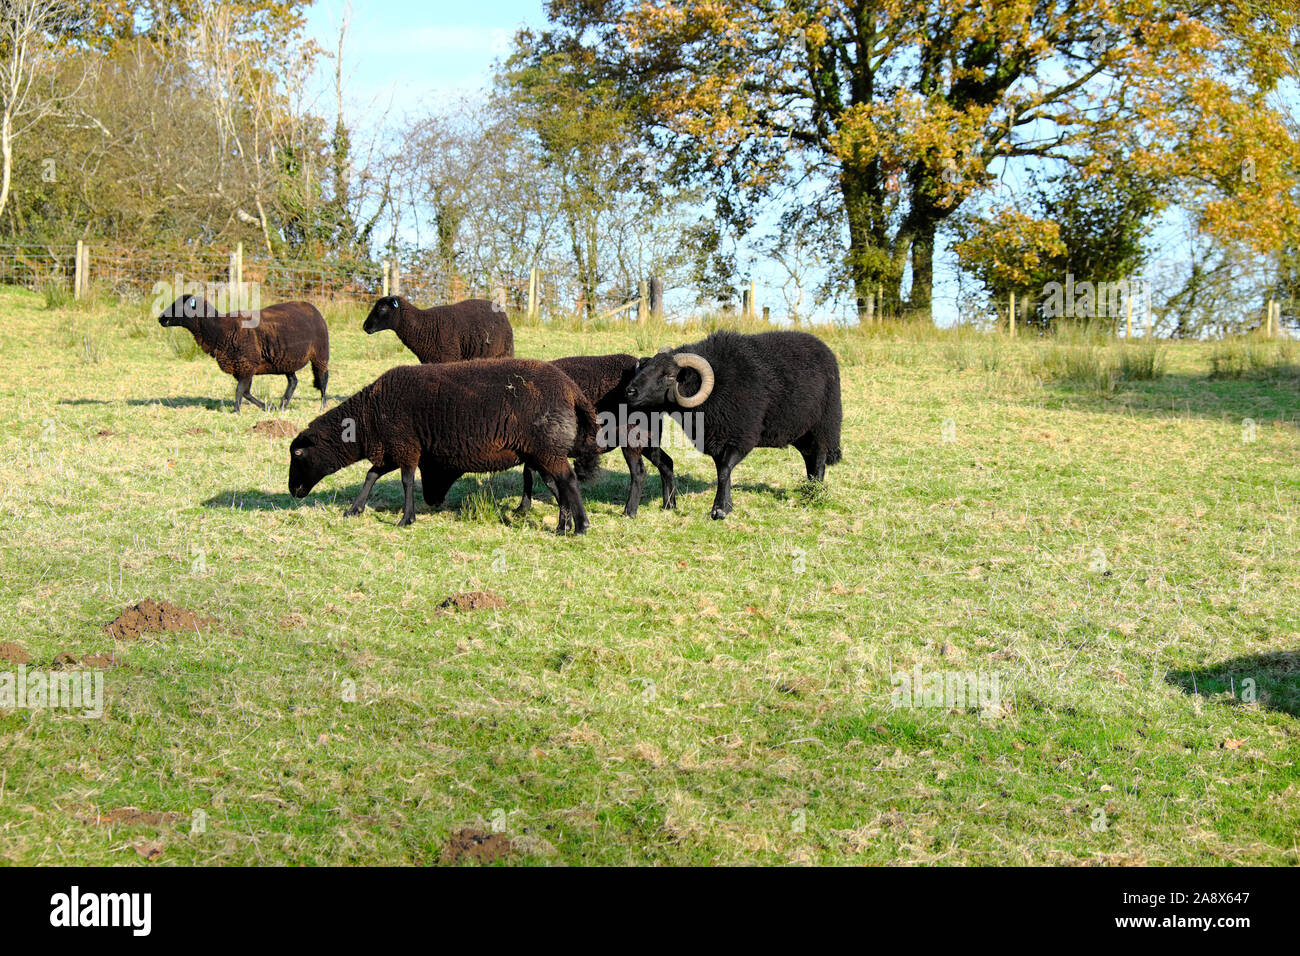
[362,295,514,363]
[624,330,842,519]
[288,359,598,532]
[516,353,677,518]
[157,294,329,412]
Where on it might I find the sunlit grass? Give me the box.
[0,286,1296,865]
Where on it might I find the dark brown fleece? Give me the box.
[158,296,329,410]
[289,359,598,531]
[366,296,514,363]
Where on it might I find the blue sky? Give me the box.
[305,1,548,118]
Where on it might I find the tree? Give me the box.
[954,168,1157,329]
[533,0,1300,321]
[0,0,83,217]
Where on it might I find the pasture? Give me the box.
[0,286,1297,865]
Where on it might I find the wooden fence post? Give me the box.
[527,267,539,321]
[741,285,752,319]
[650,276,664,320]
[638,280,648,322]
[236,241,243,288]
[381,259,390,297]
[762,306,770,324]
[74,239,84,299]
[1267,298,1276,337]
[1009,291,1016,338]
[390,261,401,297]
[1126,284,1133,339]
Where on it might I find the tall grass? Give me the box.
[1209,336,1300,380]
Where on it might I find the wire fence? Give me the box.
[0,241,523,307]
[1,242,1292,336]
[0,241,700,323]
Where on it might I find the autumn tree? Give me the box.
[532,0,1300,321]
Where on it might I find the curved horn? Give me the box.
[670,352,715,408]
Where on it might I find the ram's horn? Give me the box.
[670,352,715,408]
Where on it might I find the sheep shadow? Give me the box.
[1165,652,1300,717]
[201,474,554,523]
[62,396,228,411]
[202,466,819,522]
[63,395,335,412]
[203,481,420,521]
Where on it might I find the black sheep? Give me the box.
[288,359,598,532]
[516,353,677,518]
[362,295,514,363]
[157,294,329,412]
[624,330,842,519]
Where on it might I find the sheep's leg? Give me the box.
[710,447,746,520]
[514,465,535,515]
[621,446,646,518]
[558,468,589,535]
[314,364,329,408]
[345,467,387,517]
[801,444,827,482]
[397,465,417,527]
[280,372,298,411]
[546,461,588,536]
[644,446,676,510]
[234,377,267,413]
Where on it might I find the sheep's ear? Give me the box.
[656,346,672,355]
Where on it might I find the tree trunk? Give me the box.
[908,219,936,320]
[841,170,882,321]
[0,112,12,218]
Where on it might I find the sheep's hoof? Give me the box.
[512,503,532,517]
[710,507,729,520]
[396,515,415,528]
[344,507,363,518]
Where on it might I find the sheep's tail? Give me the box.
[572,395,602,483]
[827,443,843,466]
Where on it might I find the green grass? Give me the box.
[0,286,1297,865]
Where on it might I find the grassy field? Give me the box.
[1,286,1297,866]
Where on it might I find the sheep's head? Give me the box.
[158,294,216,329]
[363,296,404,334]
[625,349,715,409]
[288,426,350,498]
